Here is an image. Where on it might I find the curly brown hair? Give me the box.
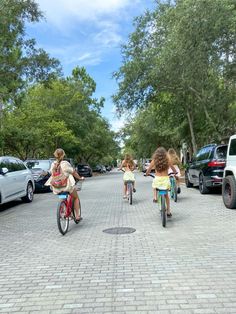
[152,147,169,172]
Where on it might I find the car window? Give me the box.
[229,139,236,156]
[26,160,51,171]
[8,158,25,171]
[202,146,213,160]
[196,148,204,161]
[0,158,9,169]
[16,160,27,171]
[215,146,227,159]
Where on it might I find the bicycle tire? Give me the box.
[129,184,132,205]
[57,200,69,235]
[161,195,166,227]
[174,183,178,202]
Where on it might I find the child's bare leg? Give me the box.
[176,177,181,193]
[132,182,136,192]
[123,183,127,197]
[153,189,157,201]
[165,194,171,214]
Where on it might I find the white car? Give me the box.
[0,156,35,205]
[222,135,236,209]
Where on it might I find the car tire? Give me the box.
[199,173,210,194]
[185,171,193,188]
[222,175,236,209]
[22,182,34,203]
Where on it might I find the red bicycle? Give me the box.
[57,181,82,235]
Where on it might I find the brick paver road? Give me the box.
[0,170,236,314]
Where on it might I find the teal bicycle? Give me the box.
[145,174,169,227]
[169,172,177,202]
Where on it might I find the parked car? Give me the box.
[222,135,236,209]
[25,159,53,192]
[0,156,35,205]
[185,143,228,194]
[105,165,112,172]
[76,164,93,177]
[142,159,154,173]
[93,165,106,173]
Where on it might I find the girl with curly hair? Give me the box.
[146,147,175,217]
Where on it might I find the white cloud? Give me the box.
[36,0,141,27]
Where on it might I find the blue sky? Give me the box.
[26,0,155,130]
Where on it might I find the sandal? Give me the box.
[75,217,83,224]
[167,213,172,218]
[153,199,157,203]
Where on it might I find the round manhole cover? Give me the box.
[103,227,136,235]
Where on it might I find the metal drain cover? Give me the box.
[103,227,136,235]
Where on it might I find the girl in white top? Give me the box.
[119,154,136,198]
[168,148,181,194]
[45,148,84,222]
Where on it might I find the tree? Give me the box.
[113,0,236,154]
[0,0,61,103]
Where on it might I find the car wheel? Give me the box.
[22,182,34,203]
[222,175,236,209]
[199,173,210,194]
[185,171,193,188]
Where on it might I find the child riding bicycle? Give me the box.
[45,148,84,223]
[119,154,136,199]
[168,148,181,194]
[146,147,176,217]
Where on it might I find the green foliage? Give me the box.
[113,0,236,155]
[0,0,61,102]
[1,67,119,163]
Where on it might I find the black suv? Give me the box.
[77,164,93,177]
[185,144,228,194]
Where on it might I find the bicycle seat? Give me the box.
[157,188,168,195]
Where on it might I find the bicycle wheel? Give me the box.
[174,182,178,202]
[57,200,69,235]
[129,185,132,205]
[161,195,166,227]
[72,199,82,224]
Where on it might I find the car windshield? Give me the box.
[26,160,50,171]
[77,164,88,169]
[215,146,227,159]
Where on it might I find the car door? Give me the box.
[188,151,201,185]
[14,159,29,195]
[0,158,12,202]
[194,148,207,184]
[0,158,20,201]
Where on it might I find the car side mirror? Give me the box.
[0,167,9,175]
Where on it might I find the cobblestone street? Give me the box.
[0,170,236,314]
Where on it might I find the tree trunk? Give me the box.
[186,108,197,154]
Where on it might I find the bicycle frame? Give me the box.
[58,192,73,218]
[125,180,133,205]
[158,189,168,227]
[169,175,177,202]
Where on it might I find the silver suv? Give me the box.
[0,156,35,205]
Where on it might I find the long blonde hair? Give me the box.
[123,154,135,169]
[168,148,180,166]
[52,148,65,172]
